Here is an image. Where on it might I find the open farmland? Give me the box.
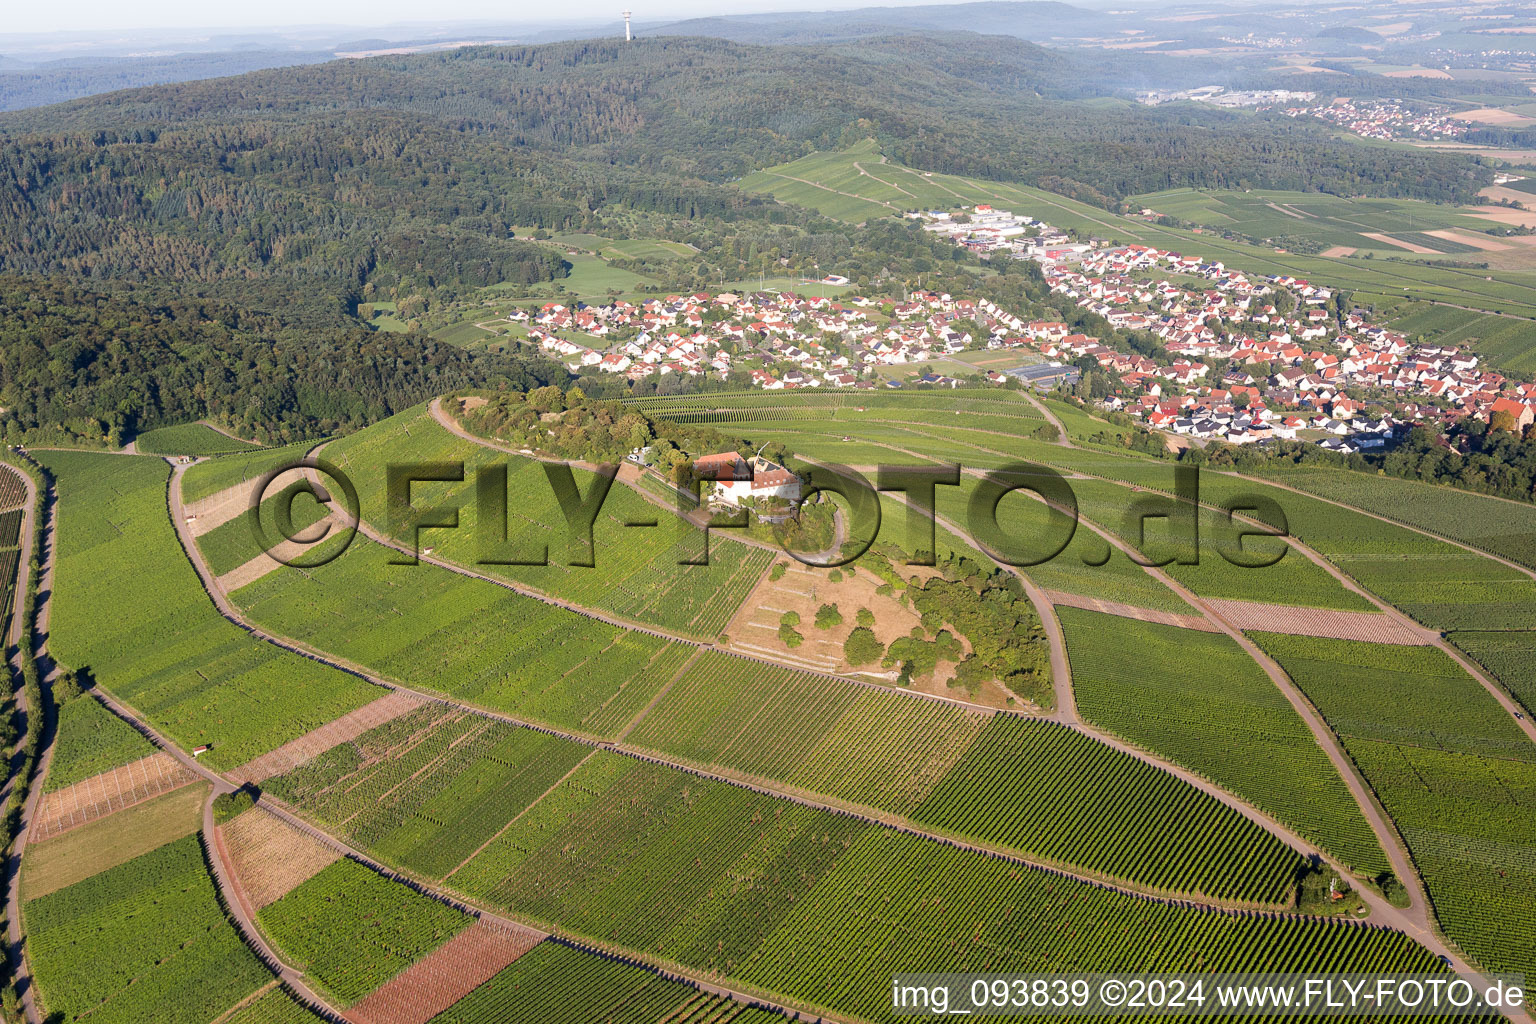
[319,405,773,639]
[37,451,379,769]
[24,834,270,1024]
[43,694,157,792]
[1253,634,1536,979]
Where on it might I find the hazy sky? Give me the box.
[7,0,954,37]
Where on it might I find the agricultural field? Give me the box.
[134,422,261,456]
[195,477,334,577]
[262,704,592,879]
[623,652,990,813]
[234,534,694,736]
[1059,609,1389,879]
[43,695,157,793]
[911,715,1303,904]
[257,857,473,1005]
[179,440,321,505]
[319,405,773,638]
[1252,634,1536,978]
[435,747,1434,1022]
[23,783,207,900]
[37,451,379,769]
[1256,462,1536,571]
[427,941,779,1024]
[221,988,327,1024]
[1129,187,1506,255]
[24,834,270,1024]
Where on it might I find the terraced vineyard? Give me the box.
[25,835,270,1024]
[1252,633,1536,979]
[1059,608,1390,879]
[320,405,773,638]
[38,451,378,769]
[234,534,694,736]
[179,440,321,505]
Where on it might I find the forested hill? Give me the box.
[0,277,568,446]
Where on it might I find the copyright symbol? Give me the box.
[1100,979,1127,1008]
[249,458,359,569]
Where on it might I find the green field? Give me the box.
[196,477,334,576]
[134,422,261,456]
[428,941,780,1024]
[258,857,472,1005]
[263,705,593,878]
[1060,609,1389,879]
[1129,187,1503,255]
[179,440,321,505]
[25,835,269,1024]
[234,533,696,737]
[321,405,774,638]
[1253,634,1536,978]
[222,988,327,1024]
[39,451,378,769]
[43,695,156,793]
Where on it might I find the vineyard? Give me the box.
[736,829,1442,1023]
[0,464,28,510]
[37,451,379,769]
[912,715,1304,904]
[197,478,334,577]
[24,834,269,1024]
[43,695,157,793]
[257,857,473,1005]
[1260,464,1536,572]
[233,535,694,737]
[320,406,773,638]
[426,941,782,1024]
[179,440,321,505]
[623,653,987,813]
[222,988,327,1024]
[1059,608,1389,878]
[135,422,261,457]
[262,705,592,880]
[1251,633,1536,979]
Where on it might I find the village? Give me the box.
[507,201,1536,457]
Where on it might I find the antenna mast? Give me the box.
[623,9,632,41]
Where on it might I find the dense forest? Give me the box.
[0,278,568,445]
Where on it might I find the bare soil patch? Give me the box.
[228,690,424,784]
[34,752,197,840]
[1470,205,1536,228]
[185,467,309,538]
[1205,599,1436,644]
[1457,107,1536,126]
[1360,232,1440,254]
[1422,229,1511,251]
[1043,590,1219,632]
[1383,68,1452,79]
[348,922,543,1023]
[220,807,342,909]
[1320,245,1358,257]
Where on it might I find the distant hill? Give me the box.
[0,50,332,111]
[649,1,1106,44]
